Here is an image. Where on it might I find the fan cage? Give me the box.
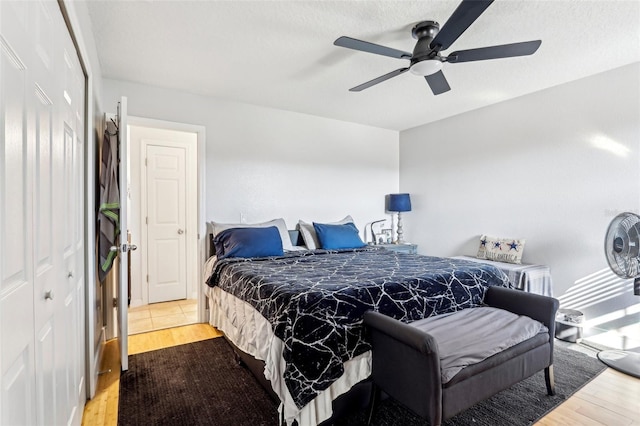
[605,213,640,279]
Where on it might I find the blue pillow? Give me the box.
[312,222,365,250]
[214,226,284,259]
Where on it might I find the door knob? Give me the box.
[130,244,137,251]
[110,245,118,252]
[178,229,184,235]
[44,290,54,300]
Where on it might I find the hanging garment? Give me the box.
[98,120,120,282]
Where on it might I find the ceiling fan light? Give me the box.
[410,59,442,76]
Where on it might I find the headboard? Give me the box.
[208,229,304,258]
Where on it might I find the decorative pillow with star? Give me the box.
[477,235,526,264]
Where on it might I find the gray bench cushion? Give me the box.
[410,307,548,383]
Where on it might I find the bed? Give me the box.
[202,222,511,425]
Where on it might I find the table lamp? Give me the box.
[386,193,411,244]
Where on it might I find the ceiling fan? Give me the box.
[334,0,541,95]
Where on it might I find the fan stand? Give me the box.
[596,276,640,378]
[597,350,640,379]
[599,215,640,379]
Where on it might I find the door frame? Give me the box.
[128,116,206,322]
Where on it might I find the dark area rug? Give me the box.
[118,338,605,426]
[118,337,278,426]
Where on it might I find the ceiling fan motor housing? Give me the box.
[412,20,440,40]
[410,21,443,75]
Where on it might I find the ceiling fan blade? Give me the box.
[447,40,542,63]
[430,0,494,51]
[425,70,451,95]
[334,36,412,59]
[349,68,410,92]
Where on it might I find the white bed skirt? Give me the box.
[203,283,371,426]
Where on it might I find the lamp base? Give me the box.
[396,212,405,244]
[597,350,640,379]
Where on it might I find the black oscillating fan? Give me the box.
[598,212,640,378]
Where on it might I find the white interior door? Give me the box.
[116,97,130,371]
[147,144,187,303]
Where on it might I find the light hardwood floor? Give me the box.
[128,299,198,335]
[82,325,640,426]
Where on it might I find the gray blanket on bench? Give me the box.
[410,306,547,383]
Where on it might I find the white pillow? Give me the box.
[211,218,293,251]
[477,234,525,264]
[297,215,354,250]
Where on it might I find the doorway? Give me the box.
[126,119,204,334]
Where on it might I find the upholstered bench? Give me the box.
[364,286,559,426]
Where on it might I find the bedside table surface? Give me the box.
[452,255,552,296]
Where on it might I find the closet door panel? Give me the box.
[34,0,54,76]
[0,1,36,424]
[3,350,33,426]
[1,32,29,292]
[61,44,81,283]
[56,28,84,426]
[63,293,77,426]
[33,41,57,426]
[73,99,85,419]
[32,2,57,326]
[62,124,76,283]
[35,322,55,424]
[35,87,54,277]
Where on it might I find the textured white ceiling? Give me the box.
[85,0,640,131]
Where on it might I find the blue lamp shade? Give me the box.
[386,193,412,212]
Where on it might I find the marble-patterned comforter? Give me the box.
[205,247,510,409]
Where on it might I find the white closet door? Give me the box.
[32,1,60,424]
[73,49,86,426]
[1,1,85,425]
[1,2,37,425]
[55,17,85,426]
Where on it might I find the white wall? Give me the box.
[400,63,640,350]
[102,78,399,242]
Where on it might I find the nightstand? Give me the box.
[377,243,418,254]
[452,256,553,297]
